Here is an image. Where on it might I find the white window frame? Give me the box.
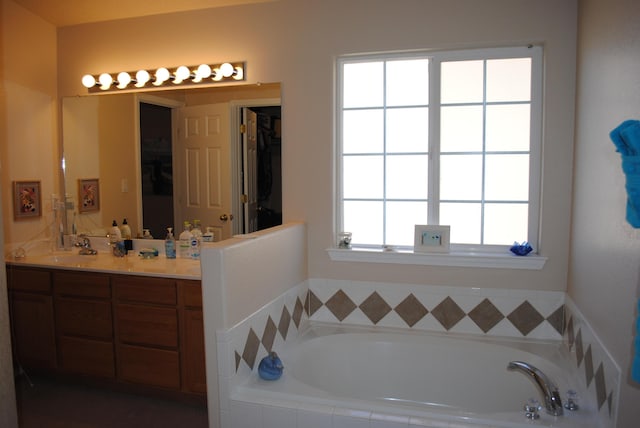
[330,45,546,269]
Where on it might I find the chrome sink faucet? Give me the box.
[507,361,563,416]
[74,235,98,255]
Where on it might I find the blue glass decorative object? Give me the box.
[510,241,533,256]
[258,351,284,380]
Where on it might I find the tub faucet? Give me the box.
[507,361,563,416]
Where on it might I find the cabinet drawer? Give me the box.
[114,276,176,305]
[116,304,178,348]
[118,344,180,389]
[58,336,115,378]
[180,280,202,308]
[54,271,110,299]
[7,267,51,292]
[56,298,113,339]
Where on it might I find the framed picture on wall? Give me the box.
[13,180,42,220]
[78,178,100,213]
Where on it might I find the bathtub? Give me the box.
[230,324,599,428]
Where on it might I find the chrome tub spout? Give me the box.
[507,360,564,416]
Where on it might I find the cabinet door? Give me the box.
[10,292,56,369]
[116,304,178,348]
[118,344,180,389]
[56,298,113,339]
[182,308,206,393]
[58,336,115,378]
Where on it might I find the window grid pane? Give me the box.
[339,47,538,249]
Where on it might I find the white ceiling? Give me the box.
[13,0,274,27]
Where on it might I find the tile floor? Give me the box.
[14,373,208,428]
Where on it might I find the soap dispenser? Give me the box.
[165,227,176,259]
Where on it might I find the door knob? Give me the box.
[220,214,233,221]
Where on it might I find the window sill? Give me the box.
[326,247,547,270]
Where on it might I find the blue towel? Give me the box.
[610,120,640,228]
[633,299,640,383]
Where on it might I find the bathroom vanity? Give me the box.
[5,253,206,402]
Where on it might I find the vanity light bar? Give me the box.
[81,62,245,92]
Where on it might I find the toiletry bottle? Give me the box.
[109,220,122,242]
[190,220,202,259]
[178,221,193,258]
[120,218,132,239]
[202,227,214,242]
[165,227,176,259]
[142,229,153,239]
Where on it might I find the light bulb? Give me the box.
[135,70,150,87]
[98,73,113,90]
[232,66,244,80]
[81,74,96,88]
[219,62,234,78]
[211,68,223,81]
[193,64,212,82]
[174,65,191,84]
[116,72,132,89]
[154,67,170,85]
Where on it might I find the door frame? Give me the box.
[229,98,281,235]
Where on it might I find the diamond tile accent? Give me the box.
[278,306,292,340]
[394,294,428,327]
[575,329,584,366]
[507,301,544,336]
[325,290,357,321]
[566,316,575,350]
[546,305,565,336]
[584,345,594,386]
[359,292,392,324]
[292,297,304,328]
[467,298,504,333]
[595,363,607,410]
[235,351,242,372]
[305,290,323,317]
[242,328,261,369]
[431,296,466,330]
[261,316,277,352]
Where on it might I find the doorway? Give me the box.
[139,102,174,239]
[240,106,282,234]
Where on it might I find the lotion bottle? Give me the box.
[178,221,192,258]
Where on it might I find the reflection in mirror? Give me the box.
[62,83,281,241]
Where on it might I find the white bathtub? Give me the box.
[230,324,599,428]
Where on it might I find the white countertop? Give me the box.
[6,251,201,280]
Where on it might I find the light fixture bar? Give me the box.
[82,61,246,92]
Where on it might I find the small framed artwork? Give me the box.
[13,180,42,220]
[414,225,451,253]
[78,178,100,213]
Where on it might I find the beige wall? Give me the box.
[1,0,59,425]
[569,0,640,425]
[56,0,578,292]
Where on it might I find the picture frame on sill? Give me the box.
[414,225,450,253]
[13,180,42,220]
[78,178,100,213]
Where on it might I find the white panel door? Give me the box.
[175,103,232,241]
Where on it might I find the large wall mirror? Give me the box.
[61,83,281,242]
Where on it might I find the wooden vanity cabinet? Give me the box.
[53,271,114,378]
[113,275,181,390]
[6,266,206,398]
[6,267,57,370]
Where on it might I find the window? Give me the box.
[337,46,542,252]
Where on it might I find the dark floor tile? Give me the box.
[14,375,208,428]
